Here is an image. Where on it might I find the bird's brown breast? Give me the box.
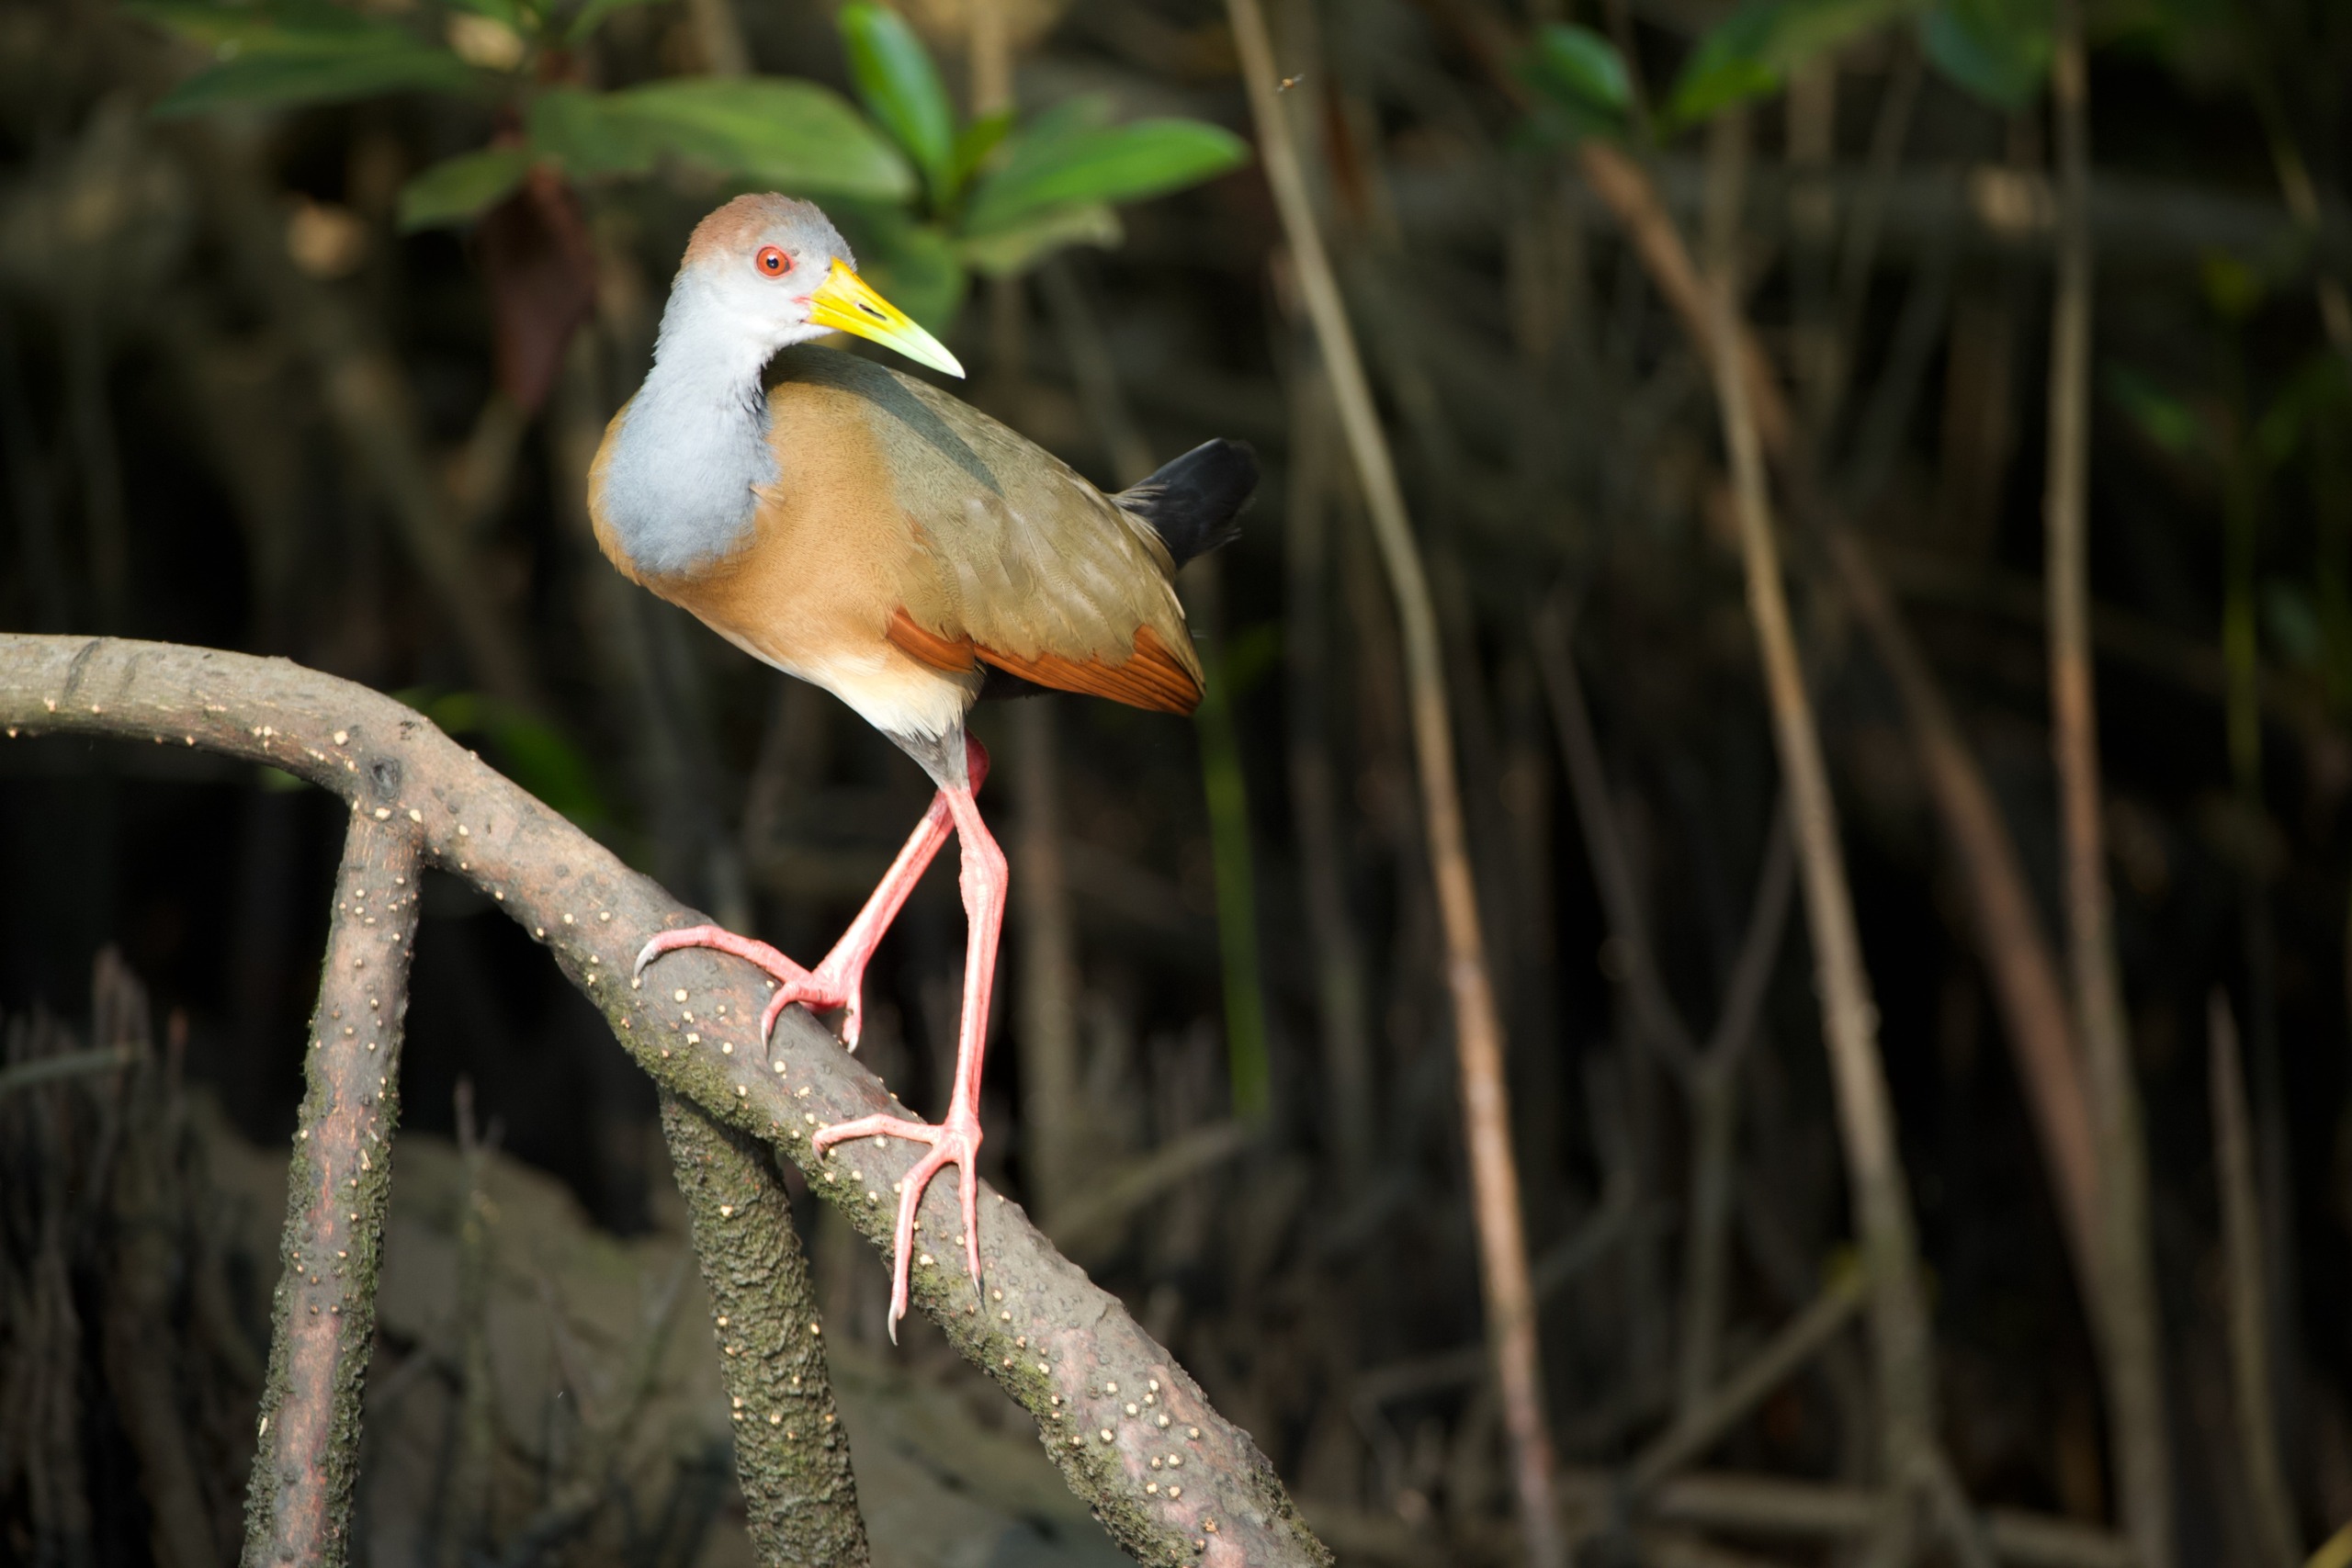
[588,346,1204,717]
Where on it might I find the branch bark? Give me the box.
[0,633,1330,1568]
[241,807,420,1568]
[662,1094,870,1565]
[1224,3,1561,1562]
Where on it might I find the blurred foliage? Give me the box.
[139,0,1245,329]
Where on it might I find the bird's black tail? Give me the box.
[1115,439,1258,568]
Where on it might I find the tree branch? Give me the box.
[662,1094,870,1565]
[0,634,1330,1568]
[241,806,420,1568]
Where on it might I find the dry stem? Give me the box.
[2046,8,2175,1560]
[1702,107,1938,1490]
[1225,2,1561,1562]
[2206,994,2300,1568]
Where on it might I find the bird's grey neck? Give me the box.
[598,294,781,578]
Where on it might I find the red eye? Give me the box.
[755,245,791,276]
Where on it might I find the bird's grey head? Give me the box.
[656,193,963,379]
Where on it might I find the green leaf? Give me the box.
[837,1,954,201]
[529,79,915,199]
[445,0,526,28]
[2262,581,2322,665]
[1518,24,1631,139]
[614,78,913,197]
[831,203,967,328]
[1663,0,1917,130]
[155,44,481,113]
[964,116,1246,236]
[564,0,667,44]
[141,1,482,115]
[956,200,1120,276]
[526,85,663,176]
[398,145,532,229]
[2103,364,2212,463]
[947,107,1013,202]
[1919,0,2052,107]
[2198,250,2265,322]
[413,690,613,831]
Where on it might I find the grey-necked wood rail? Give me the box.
[591,193,1254,1331]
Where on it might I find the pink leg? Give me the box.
[637,739,990,1053]
[810,779,1006,1337]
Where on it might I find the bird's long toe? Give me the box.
[813,1108,983,1337]
[634,923,809,984]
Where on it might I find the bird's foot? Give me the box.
[633,926,872,1053]
[811,1101,982,1338]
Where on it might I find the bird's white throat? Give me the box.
[595,277,803,579]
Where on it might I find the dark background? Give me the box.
[4,0,2351,1561]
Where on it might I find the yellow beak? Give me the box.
[808,259,965,378]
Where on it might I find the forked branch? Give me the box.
[0,634,1331,1568]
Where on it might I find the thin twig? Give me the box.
[1607,1470,2132,1568]
[2208,992,2301,1568]
[240,807,420,1568]
[1702,106,1938,1492]
[1562,42,2113,1405]
[0,1043,140,1099]
[1529,599,1796,1415]
[0,634,1333,1568]
[190,130,546,712]
[1225,2,1561,1561]
[1626,1262,1866,1495]
[1824,529,2101,1293]
[1281,363,1379,1182]
[2047,7,2175,1561]
[1530,601,1698,1076]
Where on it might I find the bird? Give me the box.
[589,193,1255,1334]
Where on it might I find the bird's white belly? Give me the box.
[712,625,979,743]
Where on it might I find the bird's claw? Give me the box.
[758,964,866,1052]
[634,925,866,1053]
[812,1105,983,1338]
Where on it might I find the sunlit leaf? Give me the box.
[529,79,915,198]
[1518,24,1632,140]
[964,116,1246,236]
[1920,0,2051,108]
[443,12,526,70]
[956,200,1121,276]
[837,1,954,201]
[1663,0,1917,130]
[398,146,532,230]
